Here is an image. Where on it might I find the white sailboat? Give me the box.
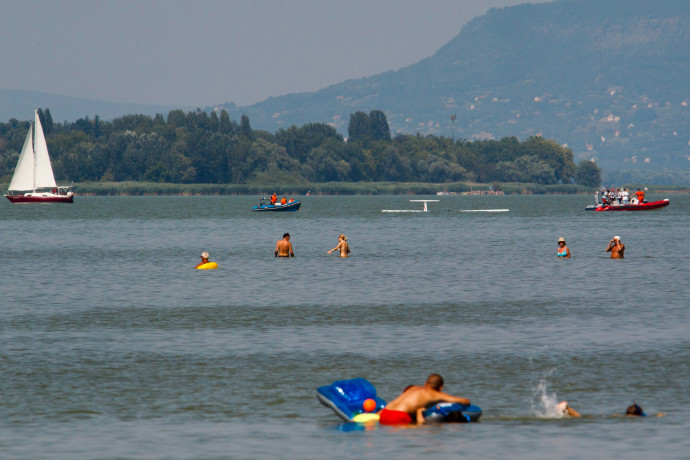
[5,110,73,203]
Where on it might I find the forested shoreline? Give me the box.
[1,108,602,188]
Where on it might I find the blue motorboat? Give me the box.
[317,378,482,423]
[251,197,301,212]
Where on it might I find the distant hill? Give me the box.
[218,0,690,171]
[0,89,188,123]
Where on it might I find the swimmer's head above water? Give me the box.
[626,402,646,416]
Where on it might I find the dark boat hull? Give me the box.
[251,201,301,212]
[585,199,669,211]
[5,194,74,203]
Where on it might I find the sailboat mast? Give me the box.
[32,117,37,193]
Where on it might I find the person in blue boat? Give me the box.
[275,233,294,258]
[557,237,571,258]
[379,374,470,425]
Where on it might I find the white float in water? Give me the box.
[382,199,439,213]
[460,209,509,212]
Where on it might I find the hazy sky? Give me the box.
[2,0,550,107]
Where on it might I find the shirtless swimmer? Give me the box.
[275,233,294,258]
[379,374,470,425]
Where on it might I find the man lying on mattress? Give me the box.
[379,373,471,425]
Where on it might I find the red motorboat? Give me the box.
[585,199,669,211]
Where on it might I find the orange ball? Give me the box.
[363,398,377,412]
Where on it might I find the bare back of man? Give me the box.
[275,233,294,257]
[380,374,470,425]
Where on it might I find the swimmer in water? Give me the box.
[378,374,470,425]
[626,402,646,416]
[556,401,581,418]
[624,402,665,417]
[275,233,294,258]
[327,234,350,257]
[195,251,210,268]
[606,236,625,258]
[556,237,571,258]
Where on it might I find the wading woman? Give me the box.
[328,234,350,257]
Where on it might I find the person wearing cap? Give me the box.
[195,251,211,268]
[556,237,571,258]
[606,236,625,258]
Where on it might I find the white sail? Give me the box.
[7,123,36,191]
[32,111,57,189]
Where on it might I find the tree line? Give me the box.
[0,108,602,187]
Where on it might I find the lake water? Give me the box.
[1,194,688,459]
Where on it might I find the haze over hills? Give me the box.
[2,0,688,174]
[217,0,689,171]
[0,89,187,125]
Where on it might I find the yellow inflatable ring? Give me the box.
[196,262,218,270]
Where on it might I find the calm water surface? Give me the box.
[1,194,688,459]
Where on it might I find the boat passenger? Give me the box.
[327,234,350,257]
[606,236,625,258]
[556,237,571,258]
[195,251,211,268]
[635,189,645,203]
[270,193,277,205]
[622,189,630,204]
[288,197,295,203]
[378,374,470,425]
[281,196,287,205]
[606,189,614,204]
[275,233,294,258]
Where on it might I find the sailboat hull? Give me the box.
[5,193,74,203]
